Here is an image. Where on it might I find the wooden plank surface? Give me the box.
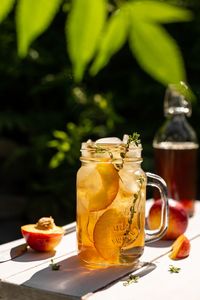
[0,222,77,279]
[0,202,200,300]
[90,236,200,300]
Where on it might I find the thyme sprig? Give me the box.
[120,132,141,159]
[123,176,144,245]
[50,259,60,271]
[94,133,141,161]
[168,265,181,273]
[94,134,143,242]
[127,132,141,147]
[94,145,113,159]
[123,275,140,286]
[93,133,141,172]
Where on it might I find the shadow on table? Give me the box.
[146,240,173,248]
[13,247,56,262]
[23,255,156,298]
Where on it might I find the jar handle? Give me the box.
[145,172,169,244]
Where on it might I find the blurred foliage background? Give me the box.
[0,0,200,242]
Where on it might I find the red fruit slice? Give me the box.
[169,234,191,260]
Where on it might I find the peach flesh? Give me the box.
[169,234,191,259]
[21,222,64,252]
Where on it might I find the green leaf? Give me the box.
[129,0,193,23]
[53,130,67,140]
[48,140,59,148]
[129,19,186,85]
[60,142,70,152]
[170,81,196,102]
[90,7,129,75]
[0,0,15,23]
[16,0,62,57]
[49,151,65,169]
[66,0,107,82]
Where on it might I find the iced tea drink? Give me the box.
[154,141,198,216]
[77,136,168,267]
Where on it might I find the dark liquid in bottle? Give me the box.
[154,142,198,216]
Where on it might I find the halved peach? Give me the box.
[21,217,64,252]
[169,234,191,260]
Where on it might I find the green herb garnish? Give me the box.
[123,275,140,286]
[168,265,181,273]
[94,133,141,161]
[120,133,141,160]
[94,134,144,243]
[50,259,60,271]
[94,145,113,159]
[123,176,144,245]
[127,132,141,147]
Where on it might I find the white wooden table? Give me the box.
[0,200,200,300]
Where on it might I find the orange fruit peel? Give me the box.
[169,234,191,260]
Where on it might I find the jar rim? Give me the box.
[80,140,142,160]
[80,156,143,163]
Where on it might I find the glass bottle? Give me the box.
[153,85,199,216]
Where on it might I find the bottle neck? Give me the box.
[164,107,191,117]
[153,112,198,145]
[164,84,192,117]
[166,112,187,120]
[154,85,198,145]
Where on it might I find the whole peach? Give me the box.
[147,199,188,240]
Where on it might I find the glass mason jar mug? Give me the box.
[76,137,168,267]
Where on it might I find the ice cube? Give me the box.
[122,134,129,144]
[95,137,122,144]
